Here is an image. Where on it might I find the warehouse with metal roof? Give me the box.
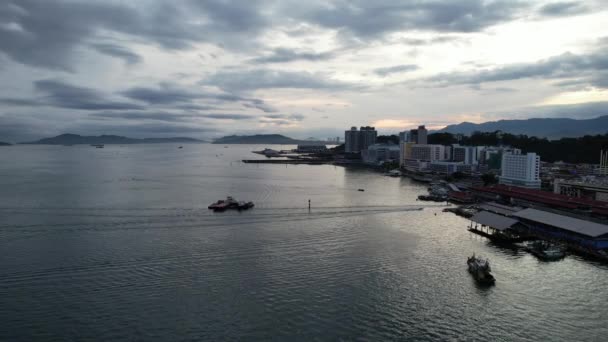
[512,208,608,249]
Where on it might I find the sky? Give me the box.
[1,0,608,142]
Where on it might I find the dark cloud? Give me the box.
[424,45,608,89]
[34,79,143,110]
[263,113,305,121]
[0,0,268,70]
[258,113,305,126]
[121,84,203,105]
[91,111,253,122]
[399,36,467,46]
[489,101,608,120]
[250,48,335,64]
[374,64,419,77]
[289,1,529,40]
[538,2,590,17]
[204,69,358,92]
[0,98,43,107]
[121,83,277,112]
[91,43,142,64]
[69,122,218,137]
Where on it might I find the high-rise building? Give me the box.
[398,131,411,143]
[453,145,478,165]
[345,127,360,153]
[500,153,541,189]
[359,126,377,152]
[344,126,377,153]
[408,125,428,144]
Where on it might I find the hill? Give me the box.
[213,134,325,145]
[0,141,12,146]
[438,115,608,138]
[23,134,206,145]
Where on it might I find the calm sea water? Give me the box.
[1,144,607,341]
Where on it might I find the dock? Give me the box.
[242,159,333,165]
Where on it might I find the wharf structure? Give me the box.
[466,200,608,256]
[472,184,608,217]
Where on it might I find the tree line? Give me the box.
[428,131,608,164]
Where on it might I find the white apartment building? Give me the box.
[408,144,447,162]
[361,144,401,165]
[499,152,541,189]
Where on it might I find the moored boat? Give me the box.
[524,241,566,261]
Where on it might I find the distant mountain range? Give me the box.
[23,134,206,145]
[438,115,608,138]
[213,134,326,145]
[0,141,11,146]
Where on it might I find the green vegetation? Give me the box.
[481,173,499,186]
[428,131,608,164]
[376,135,399,145]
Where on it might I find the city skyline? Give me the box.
[1,1,608,141]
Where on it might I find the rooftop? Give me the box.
[472,184,608,215]
[512,208,608,238]
[470,211,518,231]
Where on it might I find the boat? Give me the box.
[387,169,402,177]
[208,196,254,211]
[237,201,255,210]
[358,189,365,192]
[417,194,446,202]
[178,146,183,149]
[467,254,495,285]
[524,241,566,261]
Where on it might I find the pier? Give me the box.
[242,159,332,165]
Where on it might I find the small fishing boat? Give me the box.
[208,196,254,211]
[467,254,495,285]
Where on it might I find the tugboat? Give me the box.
[208,196,254,211]
[467,254,495,285]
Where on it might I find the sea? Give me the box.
[1,144,607,341]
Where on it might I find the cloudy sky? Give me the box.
[1,0,608,141]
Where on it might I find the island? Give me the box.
[213,134,327,145]
[0,141,12,146]
[21,134,206,145]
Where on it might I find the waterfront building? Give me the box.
[402,159,429,172]
[296,145,328,153]
[429,161,473,175]
[479,147,521,169]
[554,178,608,202]
[344,126,377,153]
[361,144,401,165]
[499,152,541,189]
[512,208,608,249]
[399,142,414,166]
[472,184,608,216]
[409,144,446,162]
